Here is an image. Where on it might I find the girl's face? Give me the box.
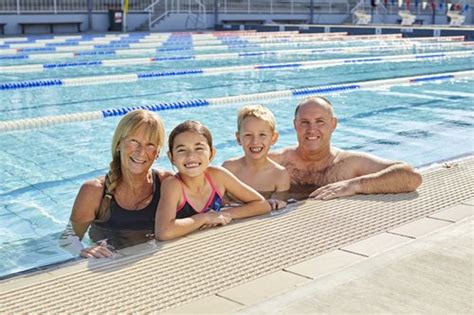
[170,131,214,177]
[119,124,159,176]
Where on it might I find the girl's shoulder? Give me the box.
[161,174,180,186]
[207,165,231,178]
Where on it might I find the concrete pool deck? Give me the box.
[0,156,472,313]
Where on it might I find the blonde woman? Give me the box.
[60,110,172,258]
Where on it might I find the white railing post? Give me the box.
[16,0,20,14]
[248,0,250,14]
[54,0,57,14]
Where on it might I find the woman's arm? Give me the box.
[155,177,230,241]
[59,178,113,258]
[211,167,271,219]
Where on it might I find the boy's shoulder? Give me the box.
[222,156,245,171]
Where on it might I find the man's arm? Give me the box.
[310,152,422,200]
[268,148,288,165]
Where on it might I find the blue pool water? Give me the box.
[0,32,473,278]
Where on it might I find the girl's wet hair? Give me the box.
[168,120,213,156]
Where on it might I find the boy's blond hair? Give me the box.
[237,104,276,133]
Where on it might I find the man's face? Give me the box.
[293,102,337,153]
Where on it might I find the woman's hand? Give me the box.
[80,241,114,258]
[200,211,232,230]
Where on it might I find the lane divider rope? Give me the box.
[0,35,464,60]
[1,69,472,133]
[0,33,423,56]
[0,50,472,90]
[2,41,473,73]
[1,31,341,50]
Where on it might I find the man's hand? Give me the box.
[309,180,358,200]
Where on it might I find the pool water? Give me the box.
[0,32,473,278]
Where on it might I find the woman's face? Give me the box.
[119,124,159,177]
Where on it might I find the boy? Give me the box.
[223,105,290,209]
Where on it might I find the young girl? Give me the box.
[155,120,271,240]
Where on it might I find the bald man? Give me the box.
[269,96,422,200]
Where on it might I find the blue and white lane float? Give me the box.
[0,34,456,57]
[0,30,289,45]
[0,33,408,56]
[0,30,323,46]
[0,31,339,52]
[0,34,464,59]
[0,31,332,49]
[2,41,473,73]
[0,50,472,90]
[2,36,471,63]
[1,69,473,133]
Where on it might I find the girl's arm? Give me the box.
[155,177,230,241]
[211,167,271,219]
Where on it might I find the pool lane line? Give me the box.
[0,33,433,57]
[1,69,473,133]
[0,50,472,91]
[2,41,473,73]
[0,32,347,54]
[0,34,464,62]
[0,30,302,46]
[0,31,340,50]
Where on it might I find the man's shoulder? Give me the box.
[269,146,298,163]
[334,148,384,164]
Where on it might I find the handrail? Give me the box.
[145,0,161,12]
[351,0,366,14]
[185,0,207,29]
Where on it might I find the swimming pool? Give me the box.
[0,31,473,278]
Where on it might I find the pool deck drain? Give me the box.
[0,156,472,313]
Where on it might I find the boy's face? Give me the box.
[236,116,278,160]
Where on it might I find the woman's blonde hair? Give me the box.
[95,110,165,222]
[108,110,165,193]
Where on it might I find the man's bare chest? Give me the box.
[282,160,347,187]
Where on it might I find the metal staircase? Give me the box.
[185,0,207,29]
[144,0,207,31]
[144,0,168,30]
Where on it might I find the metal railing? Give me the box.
[0,0,153,13]
[0,0,357,14]
[218,1,351,14]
